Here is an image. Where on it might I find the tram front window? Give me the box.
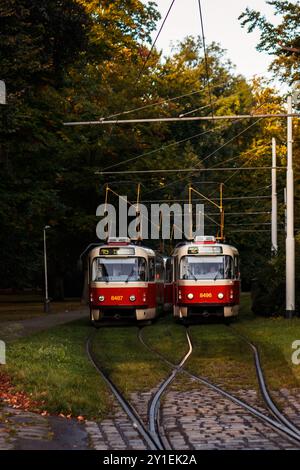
[180,256,233,280]
[92,257,147,282]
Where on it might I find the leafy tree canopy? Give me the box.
[239,0,300,83]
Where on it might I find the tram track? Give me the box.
[138,326,300,447]
[86,331,163,450]
[144,327,193,450]
[226,324,300,437]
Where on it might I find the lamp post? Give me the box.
[43,225,51,313]
[0,80,6,105]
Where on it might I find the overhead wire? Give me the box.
[197,0,214,119]
[99,126,223,172]
[98,167,285,175]
[103,83,227,121]
[136,0,177,83]
[98,0,177,138]
[94,2,285,238]
[139,195,271,202]
[143,116,264,197]
[104,185,186,237]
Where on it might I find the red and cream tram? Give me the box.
[88,238,165,323]
[172,236,240,319]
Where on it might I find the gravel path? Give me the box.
[0,308,88,342]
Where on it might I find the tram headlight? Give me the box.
[218,292,224,299]
[129,295,136,302]
[99,295,105,302]
[187,293,194,300]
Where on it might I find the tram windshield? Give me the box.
[92,257,147,282]
[180,255,233,280]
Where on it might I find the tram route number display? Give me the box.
[187,246,222,254]
[99,247,135,256]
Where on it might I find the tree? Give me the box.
[1,0,295,309]
[0,0,161,294]
[239,0,300,83]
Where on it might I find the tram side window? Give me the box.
[224,256,234,279]
[148,257,155,281]
[92,258,104,281]
[234,256,240,279]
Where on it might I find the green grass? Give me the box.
[141,297,300,393]
[3,318,112,420]
[91,324,170,396]
[141,315,259,392]
[187,323,258,391]
[2,295,299,422]
[142,316,188,364]
[231,293,300,390]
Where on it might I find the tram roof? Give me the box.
[172,239,239,257]
[88,242,156,258]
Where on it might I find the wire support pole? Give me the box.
[220,183,224,241]
[285,96,295,318]
[271,138,278,255]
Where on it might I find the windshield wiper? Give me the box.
[125,268,135,283]
[214,272,222,280]
[188,268,198,281]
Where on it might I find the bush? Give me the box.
[251,236,300,316]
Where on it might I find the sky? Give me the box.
[143,0,281,84]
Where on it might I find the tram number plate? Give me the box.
[199,292,212,298]
[111,295,123,301]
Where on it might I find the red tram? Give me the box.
[172,236,240,320]
[88,237,166,323]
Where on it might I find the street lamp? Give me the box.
[43,225,51,313]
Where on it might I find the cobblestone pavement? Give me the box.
[160,382,300,450]
[86,409,147,450]
[1,385,299,450]
[273,389,300,428]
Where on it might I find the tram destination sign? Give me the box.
[99,247,135,256]
[188,246,223,255]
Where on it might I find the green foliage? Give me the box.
[239,0,300,83]
[1,0,90,88]
[0,0,299,311]
[252,235,300,316]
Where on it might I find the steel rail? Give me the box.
[139,327,300,446]
[86,333,161,450]
[227,325,300,437]
[141,327,193,450]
